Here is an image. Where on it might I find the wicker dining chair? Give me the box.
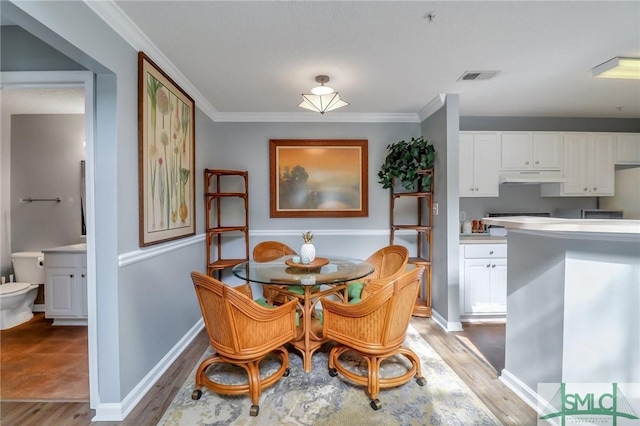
[346,244,409,303]
[253,241,297,305]
[190,271,298,416]
[322,266,426,410]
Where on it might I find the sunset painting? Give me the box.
[269,140,368,218]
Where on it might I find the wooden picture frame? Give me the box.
[270,139,368,218]
[138,51,196,246]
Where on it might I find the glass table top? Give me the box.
[232,255,374,286]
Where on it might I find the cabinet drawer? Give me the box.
[44,253,85,268]
[463,244,507,258]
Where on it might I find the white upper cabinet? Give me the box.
[616,133,640,164]
[459,132,499,197]
[500,132,562,170]
[541,133,615,197]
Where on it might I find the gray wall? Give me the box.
[209,121,420,260]
[421,95,461,329]
[460,185,597,222]
[10,114,85,253]
[460,116,640,133]
[0,25,86,72]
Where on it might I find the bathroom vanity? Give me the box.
[43,244,87,326]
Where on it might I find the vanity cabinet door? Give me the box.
[45,267,76,317]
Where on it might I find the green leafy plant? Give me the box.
[377,136,436,191]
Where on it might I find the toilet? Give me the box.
[1,252,44,330]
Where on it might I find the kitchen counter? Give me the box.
[42,243,87,253]
[460,234,507,244]
[491,216,640,409]
[483,216,640,235]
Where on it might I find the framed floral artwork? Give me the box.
[269,139,369,218]
[138,51,196,247]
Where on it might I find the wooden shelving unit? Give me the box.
[390,168,433,317]
[204,169,249,278]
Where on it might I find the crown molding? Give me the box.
[214,112,420,123]
[83,0,219,122]
[418,94,446,122]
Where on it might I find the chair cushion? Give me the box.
[255,298,274,308]
[347,282,363,300]
[256,298,299,326]
[289,285,321,294]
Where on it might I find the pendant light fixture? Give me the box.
[298,75,349,114]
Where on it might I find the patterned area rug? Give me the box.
[159,325,500,425]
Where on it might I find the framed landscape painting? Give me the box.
[269,139,368,218]
[138,51,196,247]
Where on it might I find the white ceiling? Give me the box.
[0,88,84,114]
[3,1,639,120]
[112,0,640,119]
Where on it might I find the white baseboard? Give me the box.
[91,319,204,422]
[431,309,463,332]
[499,368,543,412]
[33,303,45,312]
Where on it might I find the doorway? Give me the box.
[0,71,97,407]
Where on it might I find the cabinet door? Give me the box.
[459,133,475,197]
[45,267,76,317]
[463,259,493,313]
[588,134,615,195]
[500,133,531,169]
[562,134,589,195]
[532,133,562,169]
[616,133,640,164]
[472,134,499,196]
[489,259,507,313]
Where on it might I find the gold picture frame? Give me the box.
[269,139,368,218]
[138,52,196,247]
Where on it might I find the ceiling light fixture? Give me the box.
[298,75,349,114]
[592,57,640,79]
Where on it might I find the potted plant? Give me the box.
[377,136,436,191]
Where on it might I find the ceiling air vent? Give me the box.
[458,70,500,81]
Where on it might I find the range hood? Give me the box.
[499,170,566,184]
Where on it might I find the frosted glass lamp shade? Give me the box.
[298,92,349,114]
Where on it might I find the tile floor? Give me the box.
[1,313,89,400]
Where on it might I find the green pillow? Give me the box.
[255,298,274,308]
[348,297,362,304]
[255,298,299,326]
[289,285,321,295]
[347,282,364,300]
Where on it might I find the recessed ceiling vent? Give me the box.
[458,70,500,81]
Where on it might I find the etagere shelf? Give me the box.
[390,168,433,317]
[204,169,249,279]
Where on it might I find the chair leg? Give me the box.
[396,346,427,386]
[191,347,291,417]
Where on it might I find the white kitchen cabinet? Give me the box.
[44,252,87,325]
[459,132,499,197]
[500,132,562,170]
[616,133,640,164]
[541,133,615,197]
[459,243,507,319]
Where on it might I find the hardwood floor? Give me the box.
[1,313,88,400]
[1,317,536,425]
[453,322,506,373]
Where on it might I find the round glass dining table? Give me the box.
[232,255,374,372]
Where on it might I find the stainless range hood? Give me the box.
[499,170,566,184]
